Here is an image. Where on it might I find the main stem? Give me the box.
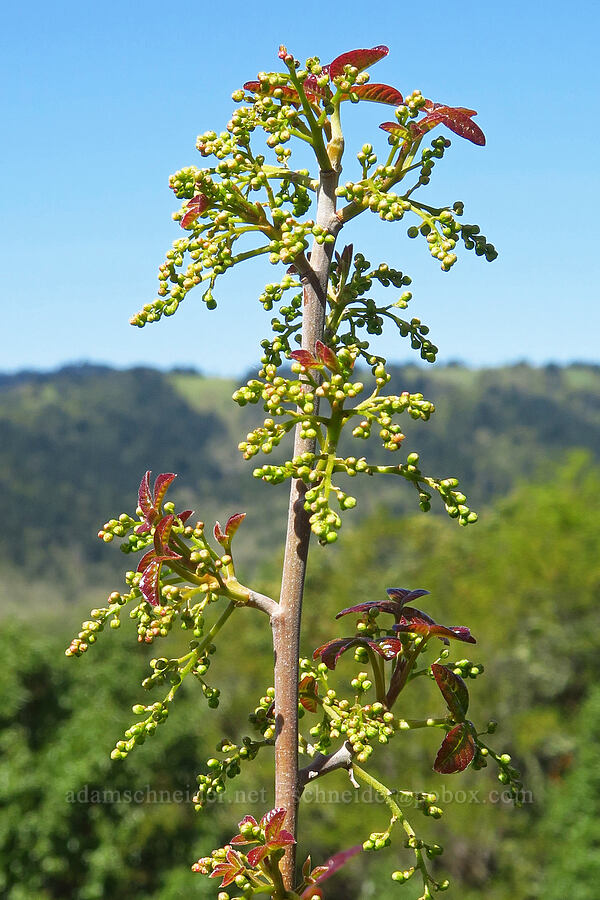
[273,167,340,889]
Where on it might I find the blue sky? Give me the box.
[2,0,599,375]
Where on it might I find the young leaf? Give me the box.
[243,81,301,104]
[299,674,319,712]
[336,590,430,623]
[139,558,162,607]
[153,472,177,509]
[290,349,318,369]
[313,636,402,670]
[225,512,246,538]
[327,46,389,80]
[302,74,332,102]
[246,844,270,867]
[315,340,339,371]
[153,515,181,559]
[379,121,407,138]
[386,587,430,605]
[301,845,362,896]
[433,722,476,774]
[138,470,154,518]
[210,849,246,887]
[431,663,470,720]
[261,807,288,843]
[181,195,209,229]
[419,105,486,146]
[394,621,476,645]
[343,83,404,106]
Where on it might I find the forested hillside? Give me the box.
[1,362,599,600]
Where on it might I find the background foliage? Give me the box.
[2,362,599,898]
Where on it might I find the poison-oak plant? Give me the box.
[67,44,522,899]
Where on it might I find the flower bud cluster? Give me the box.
[333,700,397,763]
[111,699,169,759]
[357,142,378,177]
[351,387,434,451]
[131,598,179,645]
[192,847,252,895]
[451,658,484,679]
[327,253,438,364]
[65,590,131,656]
[408,195,497,271]
[194,736,263,809]
[97,511,137,544]
[271,175,312,218]
[258,274,300,311]
[475,744,524,804]
[249,687,276,741]
[336,179,412,224]
[268,219,332,266]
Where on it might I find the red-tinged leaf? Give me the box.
[444,112,485,146]
[303,74,332,102]
[214,521,226,545]
[290,349,318,369]
[177,509,194,524]
[328,45,389,80]
[239,814,259,829]
[301,845,362,895]
[153,515,181,559]
[261,807,288,843]
[394,621,476,644]
[181,195,209,229]
[431,663,470,720]
[225,512,246,538]
[243,81,301,104]
[336,601,401,619]
[399,606,437,624]
[343,83,404,106]
[379,121,406,137]
[314,636,401,669]
[153,473,176,509]
[138,471,154,518]
[134,519,152,535]
[137,548,158,574]
[139,559,162,607]
[335,243,354,280]
[299,675,319,712]
[246,844,270,867]
[269,829,295,850]
[420,106,485,146]
[433,722,476,774]
[336,590,431,623]
[424,100,477,117]
[386,587,430,605]
[315,340,339,371]
[230,815,260,844]
[210,849,245,887]
[377,637,404,659]
[313,637,357,669]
